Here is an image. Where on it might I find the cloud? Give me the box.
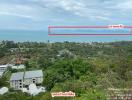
[1,0,132,21]
[0,0,132,30]
[37,0,111,21]
[114,0,132,10]
[96,16,110,20]
[0,3,37,20]
[0,11,33,19]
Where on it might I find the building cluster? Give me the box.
[0,64,43,90]
[10,70,43,90]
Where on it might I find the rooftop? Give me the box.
[0,65,8,68]
[10,70,43,81]
[24,70,43,79]
[12,64,25,69]
[10,72,24,81]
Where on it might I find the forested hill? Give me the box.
[0,40,132,100]
[1,41,132,59]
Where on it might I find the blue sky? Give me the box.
[0,0,132,42]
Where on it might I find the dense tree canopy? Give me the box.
[0,41,132,99]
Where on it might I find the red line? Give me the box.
[49,26,108,28]
[124,26,132,28]
[48,26,132,28]
[49,33,132,36]
[48,26,132,36]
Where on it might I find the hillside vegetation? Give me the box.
[0,40,132,100]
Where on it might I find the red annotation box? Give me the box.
[48,25,132,36]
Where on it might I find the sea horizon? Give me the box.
[0,30,132,43]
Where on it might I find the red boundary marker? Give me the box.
[48,26,132,36]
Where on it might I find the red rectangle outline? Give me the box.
[48,26,132,36]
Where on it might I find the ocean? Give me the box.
[0,30,132,42]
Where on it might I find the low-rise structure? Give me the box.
[10,70,43,90]
[24,70,43,86]
[10,72,24,90]
[11,64,25,69]
[0,65,8,77]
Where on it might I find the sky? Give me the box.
[0,0,132,42]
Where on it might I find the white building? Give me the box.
[0,65,8,77]
[10,72,24,90]
[11,64,25,69]
[0,87,8,95]
[10,70,43,90]
[24,70,43,86]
